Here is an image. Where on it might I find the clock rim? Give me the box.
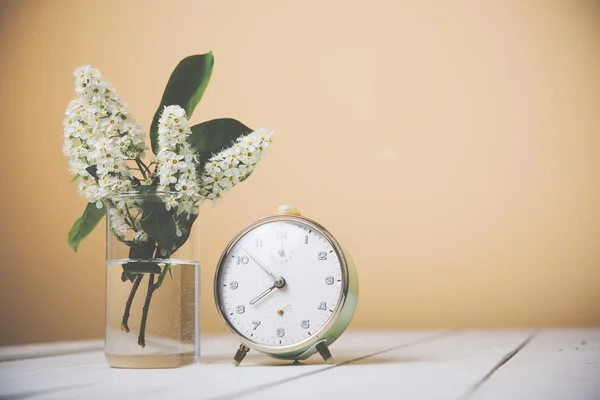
[213,214,351,356]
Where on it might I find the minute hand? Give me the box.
[242,248,276,278]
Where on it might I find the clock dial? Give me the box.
[216,220,344,347]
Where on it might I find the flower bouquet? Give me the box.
[62,52,273,367]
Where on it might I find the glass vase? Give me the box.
[104,191,199,368]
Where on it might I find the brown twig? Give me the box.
[137,273,165,348]
[120,274,143,333]
[138,274,154,348]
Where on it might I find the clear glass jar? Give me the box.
[104,191,199,368]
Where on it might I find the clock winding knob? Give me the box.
[274,205,301,216]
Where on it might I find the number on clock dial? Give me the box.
[217,220,343,346]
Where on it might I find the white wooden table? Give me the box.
[1,329,599,399]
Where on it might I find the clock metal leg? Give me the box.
[316,342,333,364]
[233,344,250,367]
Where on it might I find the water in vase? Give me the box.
[105,261,199,368]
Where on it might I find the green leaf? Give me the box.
[171,212,199,256]
[150,52,215,154]
[157,264,171,287]
[121,271,133,282]
[121,239,158,282]
[85,166,98,180]
[139,195,176,253]
[132,184,158,195]
[122,262,161,275]
[188,118,252,153]
[128,239,157,259]
[187,118,252,174]
[69,174,80,184]
[68,202,105,252]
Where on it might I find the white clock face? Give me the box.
[216,219,344,348]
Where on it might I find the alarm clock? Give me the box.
[213,205,359,366]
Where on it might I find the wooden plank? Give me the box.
[469,328,600,400]
[235,329,534,400]
[0,330,444,400]
[0,340,103,362]
[0,334,236,399]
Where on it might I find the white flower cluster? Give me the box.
[156,106,202,216]
[62,66,148,240]
[62,65,146,210]
[62,66,274,243]
[200,128,273,203]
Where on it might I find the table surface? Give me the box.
[1,329,599,400]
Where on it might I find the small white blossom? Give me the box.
[108,208,128,237]
[199,128,273,204]
[165,195,178,211]
[133,230,149,243]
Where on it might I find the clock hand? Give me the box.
[242,247,276,279]
[277,303,292,316]
[249,284,276,305]
[249,276,287,306]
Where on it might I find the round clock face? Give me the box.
[215,218,345,349]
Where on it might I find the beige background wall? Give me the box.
[1,0,599,346]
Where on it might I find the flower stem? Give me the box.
[137,272,165,348]
[137,158,152,175]
[138,274,154,348]
[135,159,148,180]
[120,274,143,333]
[124,205,137,227]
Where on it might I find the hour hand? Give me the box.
[249,277,286,306]
[250,285,276,305]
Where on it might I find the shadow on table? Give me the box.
[241,354,422,367]
[196,352,425,366]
